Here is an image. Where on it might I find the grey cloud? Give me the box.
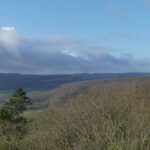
[0,27,149,74]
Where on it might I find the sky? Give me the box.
[0,0,150,74]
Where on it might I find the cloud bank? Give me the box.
[0,26,149,74]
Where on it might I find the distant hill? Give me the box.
[28,77,150,109]
[0,73,150,91]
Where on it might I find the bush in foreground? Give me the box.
[22,80,150,150]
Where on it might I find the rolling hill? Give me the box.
[28,77,150,109]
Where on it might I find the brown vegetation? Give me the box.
[0,78,150,149]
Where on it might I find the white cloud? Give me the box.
[62,50,79,58]
[0,26,20,55]
[1,26,15,32]
[62,50,90,60]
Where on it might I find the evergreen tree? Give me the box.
[0,88,31,141]
[4,88,30,122]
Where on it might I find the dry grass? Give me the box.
[0,78,150,149]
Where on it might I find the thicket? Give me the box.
[0,79,150,150]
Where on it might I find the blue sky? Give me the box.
[0,0,150,74]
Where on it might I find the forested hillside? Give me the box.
[0,78,150,149]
